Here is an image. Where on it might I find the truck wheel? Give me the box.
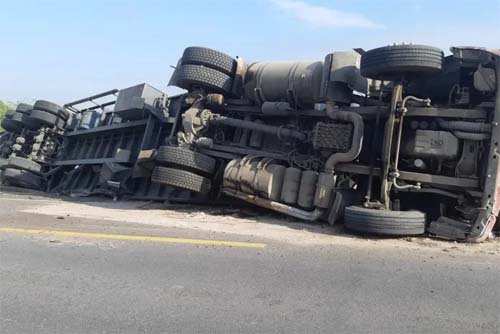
[344,206,426,236]
[175,64,234,95]
[33,100,69,121]
[2,112,24,132]
[27,110,65,128]
[181,47,237,77]
[156,146,216,175]
[2,168,42,190]
[1,118,22,133]
[360,44,444,80]
[4,109,16,119]
[7,156,42,175]
[16,103,33,115]
[151,166,212,194]
[22,112,42,130]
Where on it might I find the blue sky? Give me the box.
[1,0,499,104]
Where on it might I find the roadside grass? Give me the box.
[0,101,11,131]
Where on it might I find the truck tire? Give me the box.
[33,100,69,121]
[175,64,234,95]
[2,168,42,190]
[151,166,212,194]
[16,103,33,115]
[360,45,444,80]
[156,146,216,175]
[344,206,426,236]
[181,47,237,76]
[11,112,24,123]
[28,109,66,128]
[4,109,16,119]
[2,112,24,132]
[7,156,42,175]
[1,118,22,133]
[22,112,42,130]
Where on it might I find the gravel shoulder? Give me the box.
[1,185,499,256]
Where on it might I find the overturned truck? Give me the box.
[1,44,499,242]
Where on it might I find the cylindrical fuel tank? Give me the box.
[78,111,93,130]
[314,172,336,209]
[243,61,324,106]
[254,163,286,201]
[261,102,293,116]
[78,110,101,129]
[297,170,318,209]
[280,167,302,205]
[223,159,242,189]
[238,160,260,194]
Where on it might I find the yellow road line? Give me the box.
[0,227,266,249]
[0,197,57,202]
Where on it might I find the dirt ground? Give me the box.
[1,185,499,256]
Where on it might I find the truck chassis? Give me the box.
[1,44,498,242]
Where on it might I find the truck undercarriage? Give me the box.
[1,44,498,242]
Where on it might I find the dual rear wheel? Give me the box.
[173,46,238,96]
[2,100,69,133]
[0,156,43,190]
[151,146,216,195]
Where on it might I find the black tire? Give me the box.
[151,166,212,194]
[182,47,237,77]
[22,112,42,130]
[156,146,216,175]
[17,105,35,129]
[2,168,42,190]
[7,156,42,175]
[2,112,24,132]
[360,44,444,80]
[11,112,24,123]
[344,206,426,236]
[33,100,69,121]
[1,118,22,133]
[5,109,16,118]
[16,103,33,115]
[28,109,66,129]
[175,64,234,95]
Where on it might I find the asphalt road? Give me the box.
[0,188,499,334]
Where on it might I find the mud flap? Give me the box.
[428,216,470,241]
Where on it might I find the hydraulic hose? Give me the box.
[211,115,307,141]
[437,119,492,133]
[452,131,491,141]
[324,102,364,173]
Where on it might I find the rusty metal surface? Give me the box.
[467,54,500,242]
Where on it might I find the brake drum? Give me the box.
[238,160,260,194]
[223,159,242,189]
